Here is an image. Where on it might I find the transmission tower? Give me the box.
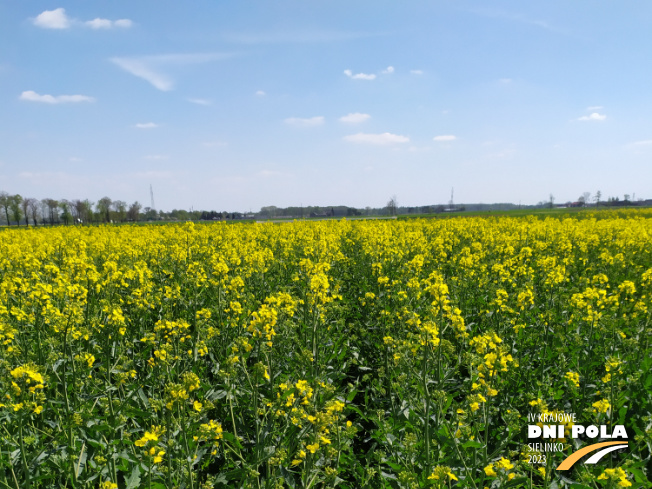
[150,184,156,211]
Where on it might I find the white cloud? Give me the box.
[33,8,71,29]
[33,9,132,29]
[111,57,173,91]
[381,66,394,74]
[255,90,266,96]
[587,105,603,111]
[86,18,132,29]
[85,18,112,29]
[343,132,409,145]
[111,53,231,91]
[284,116,324,127]
[144,154,168,160]
[19,90,94,104]
[187,98,212,105]
[577,112,606,122]
[344,69,376,80]
[135,122,158,129]
[433,135,457,142]
[339,112,371,124]
[69,157,82,162]
[499,78,512,84]
[410,69,423,75]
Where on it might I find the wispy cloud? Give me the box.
[577,112,606,122]
[19,90,94,104]
[344,132,409,145]
[339,113,371,124]
[381,66,394,74]
[284,116,324,127]
[135,122,158,129]
[187,98,212,105]
[433,135,457,142]
[587,105,603,111]
[499,78,512,84]
[468,8,558,32]
[624,139,652,155]
[111,58,172,91]
[85,18,132,29]
[410,69,423,75]
[344,69,376,81]
[255,90,266,96]
[32,8,132,29]
[144,154,168,160]
[111,53,232,91]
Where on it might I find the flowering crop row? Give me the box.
[1,210,651,488]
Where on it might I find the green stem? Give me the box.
[18,419,30,489]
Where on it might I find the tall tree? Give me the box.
[96,196,112,223]
[9,195,22,225]
[0,191,10,225]
[386,195,398,216]
[42,198,59,224]
[81,200,94,223]
[22,198,36,225]
[27,198,40,225]
[59,200,72,225]
[112,200,127,222]
[127,201,142,222]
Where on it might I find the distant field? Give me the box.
[1,211,651,488]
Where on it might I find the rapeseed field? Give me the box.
[1,211,651,488]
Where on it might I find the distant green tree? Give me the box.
[42,198,59,224]
[9,194,22,225]
[0,191,11,225]
[28,198,40,225]
[96,197,112,222]
[22,198,36,225]
[386,195,398,216]
[127,201,142,222]
[59,200,72,225]
[113,200,127,222]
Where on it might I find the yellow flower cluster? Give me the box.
[597,467,632,487]
[134,425,166,464]
[484,457,515,480]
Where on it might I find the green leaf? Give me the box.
[125,465,141,489]
[503,477,529,487]
[380,471,397,480]
[138,388,150,408]
[461,440,483,449]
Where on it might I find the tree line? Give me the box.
[0,192,145,226]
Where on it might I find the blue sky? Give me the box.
[2,1,652,211]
